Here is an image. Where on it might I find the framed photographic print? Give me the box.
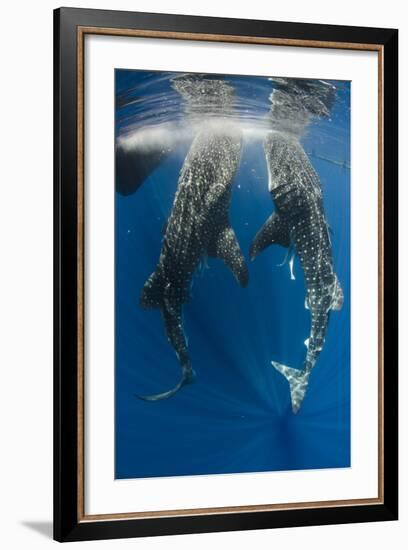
[54,7,398,542]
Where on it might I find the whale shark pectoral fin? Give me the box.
[135,368,196,402]
[271,361,311,414]
[249,212,290,260]
[330,275,344,311]
[209,226,249,287]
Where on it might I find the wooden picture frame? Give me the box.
[54,7,398,542]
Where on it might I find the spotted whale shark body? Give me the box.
[138,77,248,401]
[250,79,343,413]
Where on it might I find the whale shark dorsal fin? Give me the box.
[249,212,290,260]
[208,226,249,288]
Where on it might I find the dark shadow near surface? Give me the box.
[21,521,53,539]
[116,145,173,195]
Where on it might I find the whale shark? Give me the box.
[250,78,343,413]
[138,76,248,401]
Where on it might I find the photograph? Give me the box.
[115,69,351,480]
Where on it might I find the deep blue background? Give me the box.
[115,70,350,479]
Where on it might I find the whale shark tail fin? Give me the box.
[271,361,311,414]
[250,212,290,260]
[209,226,249,287]
[135,366,196,402]
[136,298,196,401]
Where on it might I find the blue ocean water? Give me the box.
[115,70,350,479]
